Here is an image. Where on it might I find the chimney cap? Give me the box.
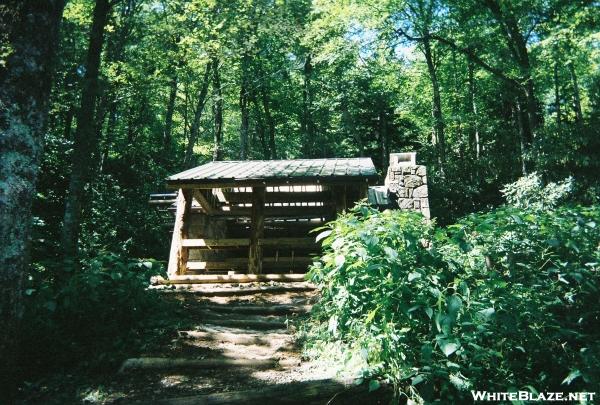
[390,152,416,166]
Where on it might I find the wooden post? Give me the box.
[248,186,265,274]
[167,188,193,278]
[333,185,347,214]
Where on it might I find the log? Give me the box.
[162,274,308,284]
[131,378,392,405]
[118,357,278,373]
[202,318,288,330]
[177,330,295,348]
[159,284,316,296]
[196,304,312,315]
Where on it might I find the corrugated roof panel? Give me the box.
[167,157,378,186]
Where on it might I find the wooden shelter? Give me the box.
[165,158,378,282]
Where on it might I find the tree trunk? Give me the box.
[467,59,481,161]
[63,106,75,140]
[422,34,446,172]
[250,93,269,158]
[239,54,250,160]
[301,55,315,157]
[184,63,212,166]
[261,87,277,159]
[62,0,112,264]
[568,61,583,123]
[513,101,528,176]
[0,0,65,398]
[163,73,178,153]
[212,57,223,161]
[554,59,561,126]
[484,0,540,148]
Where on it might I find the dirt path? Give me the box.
[108,281,351,403]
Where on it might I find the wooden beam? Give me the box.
[248,186,266,274]
[212,205,333,218]
[333,185,347,213]
[181,238,250,248]
[186,257,314,271]
[225,191,332,204]
[192,189,217,214]
[180,237,317,249]
[167,189,192,278]
[159,274,308,284]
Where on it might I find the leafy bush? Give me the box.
[21,252,173,376]
[501,172,573,210]
[303,203,600,402]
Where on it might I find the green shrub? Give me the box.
[21,252,173,376]
[304,203,600,402]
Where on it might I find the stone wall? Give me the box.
[384,152,430,219]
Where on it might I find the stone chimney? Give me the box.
[385,152,430,218]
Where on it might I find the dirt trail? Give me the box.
[110,281,356,404]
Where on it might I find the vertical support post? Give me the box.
[333,185,347,214]
[359,182,368,199]
[248,186,265,274]
[167,188,192,278]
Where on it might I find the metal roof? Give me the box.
[167,158,378,188]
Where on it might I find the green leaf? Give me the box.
[438,339,460,357]
[561,369,582,385]
[368,379,381,392]
[315,230,332,242]
[408,272,421,282]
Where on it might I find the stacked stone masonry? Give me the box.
[384,153,430,219]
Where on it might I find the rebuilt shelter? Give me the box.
[165,158,378,282]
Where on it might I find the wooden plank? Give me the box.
[213,205,332,217]
[158,274,308,284]
[167,189,192,278]
[181,237,317,249]
[225,191,332,204]
[248,186,265,275]
[259,237,316,247]
[187,257,314,270]
[181,238,250,248]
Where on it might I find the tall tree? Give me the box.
[0,0,66,397]
[211,57,224,161]
[61,0,114,263]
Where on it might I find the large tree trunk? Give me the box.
[212,57,223,161]
[163,73,178,153]
[261,87,277,159]
[184,63,212,166]
[554,58,561,126]
[239,54,250,160]
[467,59,481,161]
[301,55,315,157]
[422,34,446,172]
[483,0,540,148]
[0,0,66,398]
[568,61,583,123]
[61,0,112,264]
